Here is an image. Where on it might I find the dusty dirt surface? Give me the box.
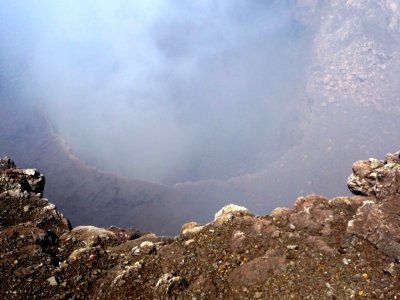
[1,153,400,299]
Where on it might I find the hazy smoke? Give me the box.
[0,1,310,183]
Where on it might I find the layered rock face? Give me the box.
[298,0,400,111]
[1,153,400,299]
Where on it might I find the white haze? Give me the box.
[0,0,310,184]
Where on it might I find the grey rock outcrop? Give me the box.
[0,156,45,196]
[346,151,400,262]
[348,151,400,198]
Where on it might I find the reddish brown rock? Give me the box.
[2,153,400,299]
[228,249,286,289]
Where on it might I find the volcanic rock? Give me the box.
[1,153,400,298]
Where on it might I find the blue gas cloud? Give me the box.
[0,1,310,184]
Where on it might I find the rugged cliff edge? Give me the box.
[1,153,400,299]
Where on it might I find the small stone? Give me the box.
[181,222,204,236]
[23,205,30,212]
[383,263,395,276]
[133,261,143,270]
[24,169,37,176]
[214,204,250,224]
[369,158,383,169]
[287,245,299,250]
[132,247,141,256]
[140,241,154,248]
[155,273,188,296]
[47,276,58,286]
[271,230,280,238]
[343,258,350,265]
[140,241,156,254]
[325,282,332,289]
[327,289,334,297]
[184,239,195,246]
[352,274,361,281]
[88,254,97,261]
[271,207,291,219]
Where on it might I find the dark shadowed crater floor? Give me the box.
[1,93,400,235]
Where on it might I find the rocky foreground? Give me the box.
[1,154,400,299]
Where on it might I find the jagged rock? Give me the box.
[47,276,58,286]
[347,199,400,261]
[0,157,15,170]
[214,203,250,225]
[270,206,291,220]
[180,221,204,237]
[0,161,45,196]
[2,153,400,299]
[139,241,156,254]
[62,225,118,247]
[107,226,141,243]
[154,273,189,298]
[288,194,332,234]
[305,236,334,254]
[347,151,400,199]
[227,249,286,291]
[345,152,400,263]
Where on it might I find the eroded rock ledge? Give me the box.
[1,153,400,299]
